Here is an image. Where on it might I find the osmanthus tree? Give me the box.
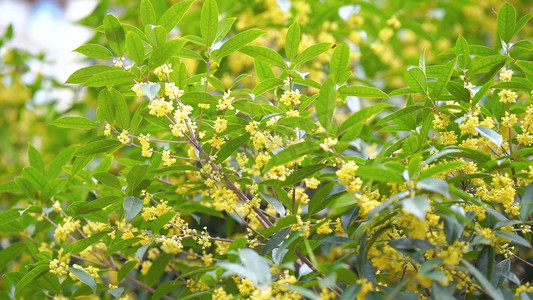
[0,0,532,299]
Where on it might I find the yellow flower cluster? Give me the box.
[316,221,333,235]
[286,109,300,117]
[138,133,153,157]
[320,137,338,152]
[186,278,209,292]
[498,89,517,104]
[304,177,320,189]
[433,113,450,130]
[154,63,173,79]
[131,82,143,97]
[214,117,227,134]
[356,278,373,300]
[501,111,517,128]
[49,259,69,275]
[157,235,183,254]
[335,161,362,193]
[499,69,513,82]
[54,217,81,242]
[164,82,184,99]
[142,200,171,221]
[280,89,301,106]
[170,103,195,137]
[148,98,174,116]
[216,90,235,110]
[438,240,468,265]
[210,186,239,213]
[118,129,130,145]
[104,123,112,136]
[162,149,176,166]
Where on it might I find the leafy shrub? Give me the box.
[1,1,532,299]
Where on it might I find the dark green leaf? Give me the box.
[0,243,25,271]
[76,140,122,156]
[15,264,48,295]
[215,133,250,164]
[70,266,97,294]
[263,141,320,172]
[124,196,143,222]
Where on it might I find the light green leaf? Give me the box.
[48,145,78,179]
[150,39,186,68]
[76,196,121,216]
[239,45,285,68]
[356,165,404,184]
[126,32,145,66]
[514,13,532,37]
[292,42,333,68]
[180,91,216,105]
[94,172,122,190]
[15,264,48,295]
[124,196,143,222]
[21,167,47,189]
[471,55,509,74]
[339,85,389,99]
[405,67,427,94]
[104,14,125,56]
[475,126,503,148]
[497,2,516,43]
[516,60,533,76]
[214,17,236,44]
[0,243,25,271]
[455,35,469,69]
[127,164,149,195]
[430,57,457,100]
[140,0,156,26]
[49,117,99,130]
[212,30,266,64]
[285,21,300,61]
[253,78,283,96]
[76,140,123,156]
[316,77,336,130]
[97,89,116,125]
[158,0,194,33]
[74,44,113,59]
[263,141,320,172]
[377,105,425,126]
[84,70,135,87]
[339,102,394,133]
[215,133,250,164]
[70,266,97,294]
[0,209,21,227]
[66,65,113,84]
[28,144,44,174]
[109,88,130,130]
[201,0,218,46]
[330,42,350,83]
[65,231,110,254]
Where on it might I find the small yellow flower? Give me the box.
[162,149,176,166]
[118,130,130,145]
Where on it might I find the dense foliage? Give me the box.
[1,0,532,299]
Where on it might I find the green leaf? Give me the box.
[21,167,47,189]
[127,164,149,195]
[47,145,77,179]
[285,21,300,61]
[126,32,145,66]
[495,231,531,248]
[84,70,135,87]
[316,77,336,130]
[109,88,130,130]
[520,184,533,221]
[94,172,122,190]
[145,254,172,287]
[150,39,186,68]
[284,164,326,186]
[516,60,533,77]
[76,196,121,216]
[292,42,333,68]
[214,17,236,44]
[65,231,110,254]
[475,126,503,148]
[15,264,48,295]
[239,45,285,68]
[124,196,143,222]
[0,209,21,227]
[180,91,216,105]
[476,246,494,281]
[28,144,44,174]
[118,261,137,281]
[497,2,516,43]
[215,133,250,164]
[151,211,177,234]
[330,42,350,83]
[104,14,125,56]
[107,238,142,258]
[76,140,122,156]
[263,141,320,172]
[340,102,394,133]
[74,44,113,59]
[430,57,457,100]
[212,30,266,64]
[49,116,99,130]
[15,177,35,199]
[70,266,97,294]
[471,55,509,74]
[158,0,194,33]
[514,13,532,37]
[97,89,116,125]
[356,165,404,184]
[339,85,389,99]
[253,78,283,96]
[389,237,435,251]
[455,35,470,69]
[201,0,218,46]
[419,160,464,181]
[462,260,503,300]
[404,67,427,94]
[72,155,94,177]
[140,0,156,26]
[377,105,425,126]
[0,243,25,271]
[66,65,113,84]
